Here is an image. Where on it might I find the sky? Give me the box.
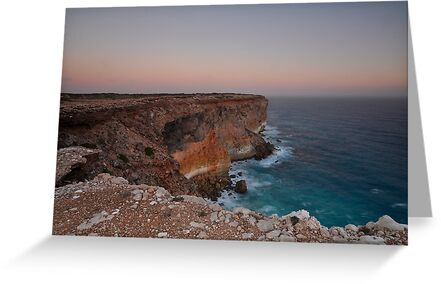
[61,2,408,96]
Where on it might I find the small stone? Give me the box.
[157,232,168,238]
[242,233,254,239]
[130,203,138,209]
[232,207,251,215]
[133,193,143,201]
[149,201,157,206]
[210,212,218,222]
[190,221,205,229]
[197,231,208,239]
[295,234,307,240]
[229,221,239,227]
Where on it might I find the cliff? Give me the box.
[57,93,272,197]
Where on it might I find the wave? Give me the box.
[264,125,281,138]
[391,203,407,208]
[258,144,293,168]
[370,188,383,194]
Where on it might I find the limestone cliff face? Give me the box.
[162,96,269,178]
[57,93,271,196]
[171,129,230,178]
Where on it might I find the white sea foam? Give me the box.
[264,125,281,137]
[391,203,407,208]
[370,188,383,194]
[258,144,293,168]
[260,205,277,214]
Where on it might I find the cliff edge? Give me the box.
[57,93,273,198]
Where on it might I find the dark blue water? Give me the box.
[219,96,408,227]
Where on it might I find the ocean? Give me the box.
[218,96,408,227]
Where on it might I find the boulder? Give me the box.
[56,146,101,185]
[266,230,281,239]
[345,224,359,232]
[283,209,310,221]
[232,207,252,215]
[375,215,406,232]
[257,219,274,232]
[235,180,248,193]
[279,235,296,242]
[209,203,223,212]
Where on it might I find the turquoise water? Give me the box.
[218,96,408,227]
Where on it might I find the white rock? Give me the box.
[247,216,257,226]
[181,195,209,205]
[77,211,113,230]
[375,215,406,231]
[279,235,296,242]
[283,209,310,221]
[208,203,223,212]
[320,227,331,238]
[157,232,168,238]
[365,221,376,230]
[112,177,128,185]
[155,187,168,198]
[229,221,239,227]
[257,220,274,232]
[306,218,321,230]
[242,233,254,239]
[332,236,348,243]
[266,230,281,239]
[358,235,385,245]
[295,234,307,240]
[232,207,252,215]
[190,221,205,229]
[197,231,208,239]
[330,227,348,239]
[345,224,359,232]
[210,212,218,222]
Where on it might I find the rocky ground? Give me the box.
[53,172,407,245]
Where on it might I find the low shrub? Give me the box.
[118,153,129,163]
[144,147,154,157]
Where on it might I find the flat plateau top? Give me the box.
[59,93,266,114]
